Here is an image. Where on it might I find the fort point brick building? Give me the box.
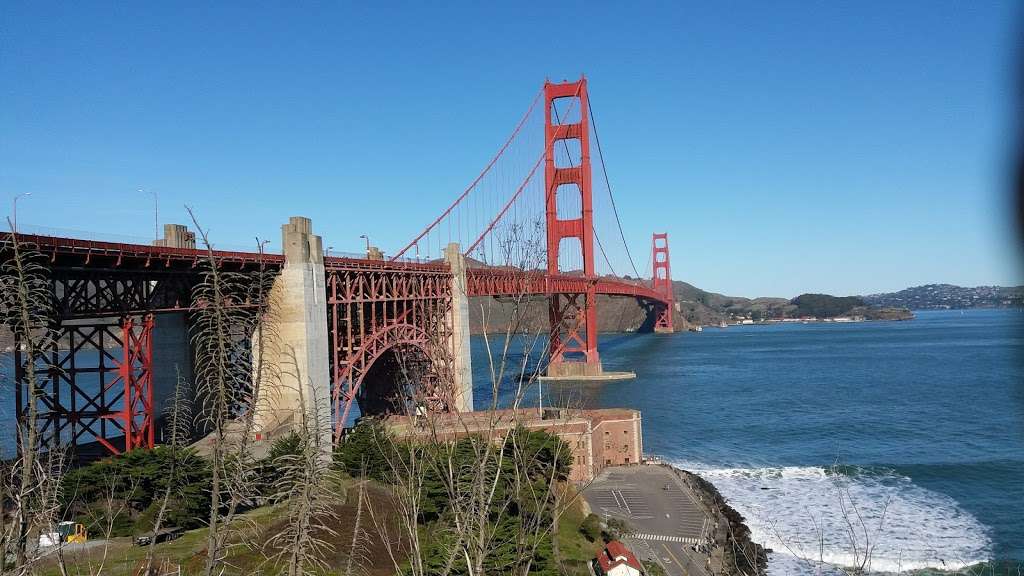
[384,407,643,483]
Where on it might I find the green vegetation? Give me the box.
[43,423,603,575]
[335,421,578,575]
[58,432,311,539]
[644,560,669,576]
[556,503,604,575]
[331,419,394,482]
[790,293,865,318]
[578,512,602,543]
[60,447,211,536]
[32,504,286,576]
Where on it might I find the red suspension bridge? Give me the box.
[3,77,675,456]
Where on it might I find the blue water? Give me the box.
[471,309,1024,572]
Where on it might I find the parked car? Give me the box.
[135,527,184,547]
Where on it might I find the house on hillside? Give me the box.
[593,540,644,576]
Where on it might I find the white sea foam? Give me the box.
[669,459,992,575]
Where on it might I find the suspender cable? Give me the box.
[467,83,584,257]
[392,87,544,261]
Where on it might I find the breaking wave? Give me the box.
[669,459,992,574]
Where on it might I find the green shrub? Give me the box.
[60,446,211,533]
[332,420,395,482]
[254,432,304,495]
[579,513,602,542]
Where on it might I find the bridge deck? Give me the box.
[1,232,668,305]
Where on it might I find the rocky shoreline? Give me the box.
[657,463,768,576]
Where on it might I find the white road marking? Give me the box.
[632,533,702,544]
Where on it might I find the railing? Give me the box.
[465,268,668,304]
[14,223,275,254]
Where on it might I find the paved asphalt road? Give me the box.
[583,465,714,576]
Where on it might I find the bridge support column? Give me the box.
[652,233,675,333]
[151,312,193,431]
[543,77,604,378]
[444,243,474,412]
[254,217,332,451]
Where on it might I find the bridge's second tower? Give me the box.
[544,77,602,377]
[652,233,675,333]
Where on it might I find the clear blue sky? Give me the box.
[1,2,1019,297]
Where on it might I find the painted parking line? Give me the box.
[612,490,632,514]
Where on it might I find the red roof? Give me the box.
[595,540,643,573]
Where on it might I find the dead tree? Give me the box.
[0,228,58,572]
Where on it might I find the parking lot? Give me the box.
[583,465,714,576]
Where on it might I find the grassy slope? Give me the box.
[556,488,604,576]
[37,479,598,576]
[35,476,406,576]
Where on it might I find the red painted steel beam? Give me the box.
[464,268,671,305]
[544,78,601,368]
[0,232,285,267]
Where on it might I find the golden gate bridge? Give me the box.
[1,77,675,457]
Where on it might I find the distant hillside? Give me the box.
[674,285,911,325]
[791,294,865,318]
[863,284,1024,310]
[468,277,913,334]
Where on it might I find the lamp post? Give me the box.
[12,192,31,232]
[359,234,370,254]
[140,189,158,241]
[326,246,334,258]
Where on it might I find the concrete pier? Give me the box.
[150,312,192,424]
[254,217,332,448]
[444,243,474,412]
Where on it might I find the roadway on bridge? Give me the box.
[583,465,713,576]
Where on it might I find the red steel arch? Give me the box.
[333,321,449,438]
[325,260,456,440]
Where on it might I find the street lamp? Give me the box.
[12,192,31,232]
[326,246,334,258]
[359,234,370,253]
[140,189,158,241]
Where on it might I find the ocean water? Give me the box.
[471,309,1024,573]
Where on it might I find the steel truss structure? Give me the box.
[15,315,154,456]
[326,260,456,439]
[2,233,279,459]
[3,79,678,456]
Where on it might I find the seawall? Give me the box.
[656,462,768,576]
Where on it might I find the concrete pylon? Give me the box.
[254,217,332,451]
[153,224,196,248]
[444,243,474,412]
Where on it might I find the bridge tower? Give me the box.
[544,77,602,377]
[652,233,674,333]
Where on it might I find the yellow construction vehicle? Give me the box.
[63,522,87,544]
[39,522,87,547]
